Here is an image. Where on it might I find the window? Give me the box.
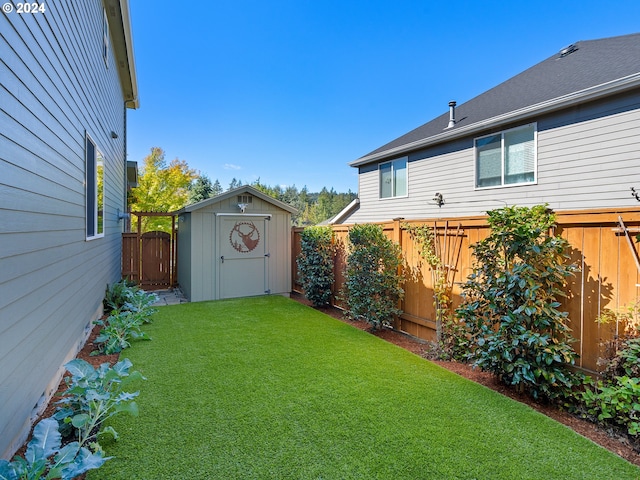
[475,124,536,188]
[379,158,407,198]
[86,135,104,239]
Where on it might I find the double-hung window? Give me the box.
[379,157,407,198]
[475,123,536,188]
[86,135,104,239]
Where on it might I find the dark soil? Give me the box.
[290,292,640,468]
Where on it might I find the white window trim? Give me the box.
[379,157,409,200]
[474,123,538,190]
[86,133,105,240]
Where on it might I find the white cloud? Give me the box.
[223,163,242,170]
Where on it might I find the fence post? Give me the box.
[393,218,404,331]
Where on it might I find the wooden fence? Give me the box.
[292,208,640,372]
[122,212,178,290]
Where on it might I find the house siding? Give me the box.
[344,90,640,224]
[0,1,129,458]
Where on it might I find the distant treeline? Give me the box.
[189,175,357,226]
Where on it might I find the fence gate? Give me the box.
[121,212,177,290]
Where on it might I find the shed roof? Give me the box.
[352,32,640,167]
[179,185,298,214]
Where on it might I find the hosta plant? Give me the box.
[54,358,144,448]
[0,418,108,480]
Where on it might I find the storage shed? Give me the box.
[176,186,297,302]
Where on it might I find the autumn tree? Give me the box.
[129,147,197,232]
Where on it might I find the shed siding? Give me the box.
[177,191,293,302]
[344,91,640,224]
[0,1,128,458]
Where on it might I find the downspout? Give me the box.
[123,100,129,233]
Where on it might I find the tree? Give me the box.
[129,147,197,232]
[342,224,404,330]
[188,174,214,204]
[456,205,580,400]
[297,226,334,307]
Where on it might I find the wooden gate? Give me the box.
[122,212,178,290]
[141,231,171,288]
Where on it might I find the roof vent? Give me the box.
[446,101,456,129]
[559,44,578,58]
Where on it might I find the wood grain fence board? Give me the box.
[291,209,640,371]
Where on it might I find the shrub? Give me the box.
[0,418,108,480]
[296,226,335,307]
[579,304,640,439]
[342,224,404,330]
[456,205,581,400]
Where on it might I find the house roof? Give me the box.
[105,0,139,109]
[179,185,298,214]
[351,32,640,167]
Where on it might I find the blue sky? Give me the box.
[127,0,640,193]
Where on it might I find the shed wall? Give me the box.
[178,194,292,302]
[0,1,127,458]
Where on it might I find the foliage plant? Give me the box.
[93,310,151,355]
[456,205,581,400]
[95,283,157,355]
[103,279,137,314]
[402,223,467,360]
[579,303,640,438]
[296,226,335,307]
[0,418,108,480]
[342,224,404,330]
[54,358,144,449]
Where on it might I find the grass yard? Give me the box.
[88,296,639,479]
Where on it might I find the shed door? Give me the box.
[218,216,269,299]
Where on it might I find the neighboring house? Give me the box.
[334,33,640,224]
[0,0,138,459]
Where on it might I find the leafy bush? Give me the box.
[456,205,581,400]
[296,226,335,307]
[342,224,404,330]
[0,418,108,480]
[54,358,144,448]
[579,304,640,439]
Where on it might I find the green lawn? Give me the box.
[88,296,639,479]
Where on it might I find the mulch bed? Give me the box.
[290,292,640,468]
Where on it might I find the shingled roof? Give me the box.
[351,32,640,167]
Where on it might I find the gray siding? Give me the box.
[343,91,640,224]
[0,1,128,458]
[177,193,292,302]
